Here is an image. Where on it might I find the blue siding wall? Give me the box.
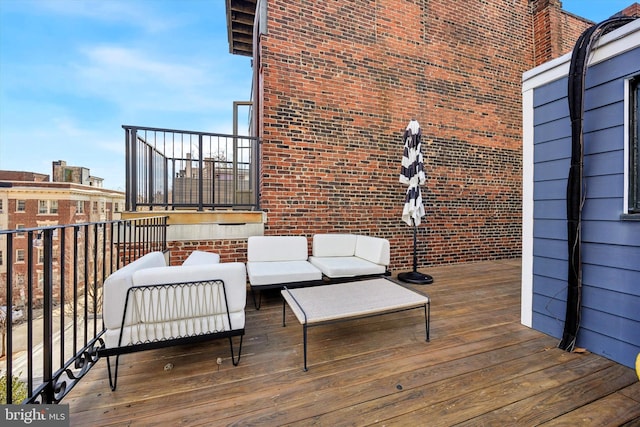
[532,47,640,368]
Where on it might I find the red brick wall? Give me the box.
[256,0,511,270]
[254,0,602,270]
[558,10,592,61]
[620,2,640,18]
[168,239,248,265]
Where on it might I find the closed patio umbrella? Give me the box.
[398,119,433,284]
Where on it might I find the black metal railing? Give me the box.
[0,216,168,404]
[123,125,260,212]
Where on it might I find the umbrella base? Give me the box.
[398,271,433,285]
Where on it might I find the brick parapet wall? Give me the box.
[619,3,640,18]
[167,239,248,265]
[530,0,592,66]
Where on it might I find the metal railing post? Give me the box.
[5,235,14,403]
[198,134,204,211]
[42,228,54,403]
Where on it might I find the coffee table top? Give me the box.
[281,278,429,325]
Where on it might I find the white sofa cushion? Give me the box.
[312,234,357,257]
[247,260,321,286]
[103,311,245,349]
[247,236,309,262]
[308,234,390,278]
[308,256,387,278]
[182,250,220,265]
[355,235,390,266]
[103,251,167,330]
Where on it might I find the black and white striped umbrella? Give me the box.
[400,119,426,226]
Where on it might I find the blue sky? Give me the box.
[0,1,635,190]
[0,0,252,190]
[562,0,637,22]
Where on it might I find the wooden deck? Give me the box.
[66,259,640,426]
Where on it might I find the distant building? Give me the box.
[0,162,125,307]
[172,154,253,206]
[52,160,104,187]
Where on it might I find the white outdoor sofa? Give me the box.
[246,234,391,309]
[98,250,246,390]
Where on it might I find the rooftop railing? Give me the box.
[123,125,260,212]
[0,216,168,403]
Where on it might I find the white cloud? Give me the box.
[72,44,248,115]
[81,45,205,84]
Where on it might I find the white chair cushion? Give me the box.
[247,260,321,286]
[309,256,387,278]
[354,235,390,266]
[182,250,220,265]
[247,236,309,262]
[312,234,357,257]
[103,311,245,348]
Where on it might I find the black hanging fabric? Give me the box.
[559,16,635,352]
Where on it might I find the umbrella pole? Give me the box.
[398,218,433,285]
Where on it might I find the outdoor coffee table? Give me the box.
[281,277,430,370]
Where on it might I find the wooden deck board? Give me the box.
[65,259,640,426]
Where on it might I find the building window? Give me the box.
[0,250,3,266]
[16,249,25,262]
[16,200,26,212]
[630,76,640,213]
[76,200,84,214]
[0,199,4,212]
[16,224,25,238]
[38,200,59,214]
[37,248,44,264]
[92,201,98,213]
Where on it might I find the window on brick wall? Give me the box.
[76,200,84,214]
[0,250,3,266]
[16,224,25,238]
[38,200,59,214]
[630,76,640,213]
[0,199,4,212]
[16,249,25,262]
[16,200,26,212]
